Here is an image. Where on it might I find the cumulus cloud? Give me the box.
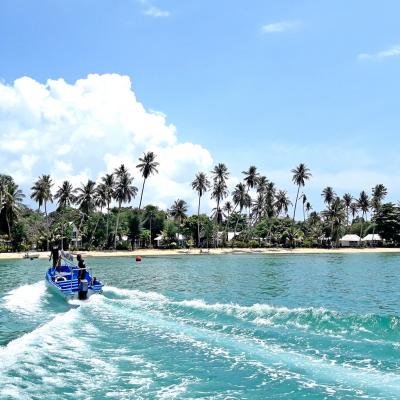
[0,74,213,211]
[358,44,400,60]
[261,20,302,34]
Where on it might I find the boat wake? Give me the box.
[1,285,399,399]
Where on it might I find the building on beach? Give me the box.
[339,234,361,247]
[361,234,383,246]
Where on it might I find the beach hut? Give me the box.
[362,233,383,246]
[339,234,361,247]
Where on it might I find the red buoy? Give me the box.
[136,256,142,262]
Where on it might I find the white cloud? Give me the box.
[358,44,400,60]
[144,6,170,18]
[0,74,213,211]
[138,0,170,18]
[261,20,302,34]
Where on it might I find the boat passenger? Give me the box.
[49,245,61,271]
[77,254,87,283]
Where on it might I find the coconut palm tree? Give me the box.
[291,163,311,221]
[343,193,352,229]
[31,175,53,213]
[321,197,346,246]
[211,163,229,222]
[350,202,358,223]
[242,166,259,192]
[211,180,228,223]
[169,199,188,224]
[275,190,291,217]
[305,201,312,218]
[88,183,108,248]
[251,193,265,224]
[357,190,370,240]
[142,205,158,246]
[101,173,115,248]
[113,165,138,248]
[370,184,388,242]
[301,194,307,222]
[322,187,336,208]
[54,180,76,209]
[136,151,159,211]
[191,172,210,247]
[76,180,97,216]
[232,182,251,236]
[31,175,53,250]
[3,182,25,244]
[256,176,268,194]
[223,201,233,221]
[0,175,13,212]
[263,181,276,218]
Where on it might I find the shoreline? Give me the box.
[5,247,400,260]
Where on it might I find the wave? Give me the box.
[103,287,400,342]
[2,281,47,315]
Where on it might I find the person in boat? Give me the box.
[49,245,61,271]
[76,254,87,283]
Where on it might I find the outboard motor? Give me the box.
[78,279,89,300]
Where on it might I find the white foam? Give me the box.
[2,281,47,314]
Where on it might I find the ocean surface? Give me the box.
[1,253,400,399]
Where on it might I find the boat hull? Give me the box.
[45,266,103,301]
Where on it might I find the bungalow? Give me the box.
[362,233,383,246]
[339,234,361,247]
[70,223,82,249]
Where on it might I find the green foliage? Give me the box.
[374,203,400,244]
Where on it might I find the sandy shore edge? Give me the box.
[5,247,400,260]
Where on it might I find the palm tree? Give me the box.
[211,163,229,222]
[264,181,276,218]
[101,173,115,248]
[136,151,159,211]
[169,199,188,224]
[357,190,370,240]
[0,175,13,212]
[88,183,108,248]
[76,180,97,216]
[113,165,138,248]
[301,194,307,222]
[54,180,76,209]
[322,187,336,208]
[343,193,352,229]
[143,205,158,246]
[251,193,265,224]
[291,163,311,221]
[31,175,53,250]
[305,202,312,218]
[223,201,233,221]
[211,180,228,223]
[256,176,268,194]
[4,182,25,244]
[350,202,358,223]
[232,182,251,235]
[242,166,259,192]
[191,172,211,247]
[321,197,346,246]
[275,190,291,217]
[371,184,388,242]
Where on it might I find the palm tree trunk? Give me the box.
[138,179,146,211]
[360,211,364,245]
[197,195,201,247]
[114,202,121,249]
[292,185,300,222]
[5,212,11,243]
[45,201,49,251]
[106,202,110,248]
[89,211,102,249]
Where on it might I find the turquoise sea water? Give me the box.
[1,253,400,399]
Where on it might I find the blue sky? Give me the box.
[1,0,400,213]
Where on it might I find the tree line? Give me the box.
[0,154,399,251]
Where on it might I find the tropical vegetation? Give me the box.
[0,157,398,252]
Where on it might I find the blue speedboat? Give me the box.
[45,258,103,300]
